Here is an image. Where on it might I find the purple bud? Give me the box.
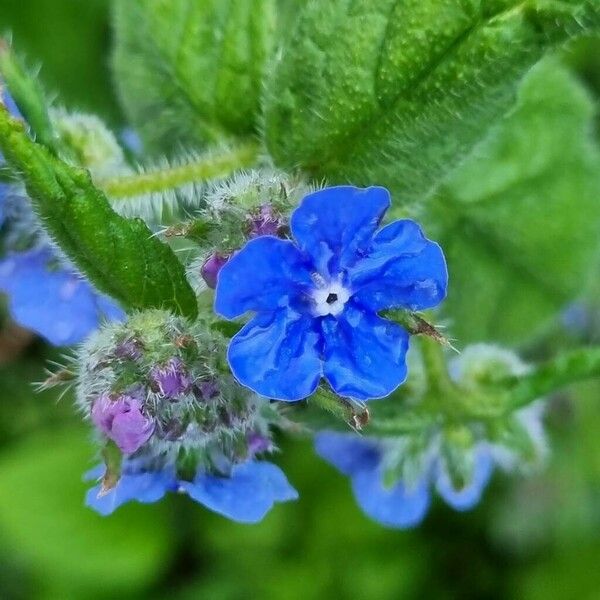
[247,432,272,456]
[150,357,192,399]
[218,406,232,427]
[114,338,143,361]
[91,392,154,454]
[201,253,229,289]
[248,204,283,238]
[195,379,220,402]
[158,418,187,441]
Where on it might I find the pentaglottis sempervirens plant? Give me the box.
[0,0,599,529]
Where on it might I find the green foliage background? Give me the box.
[1,1,600,598]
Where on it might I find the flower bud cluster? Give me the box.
[383,345,547,491]
[189,170,311,290]
[50,109,129,179]
[317,344,549,528]
[76,310,280,470]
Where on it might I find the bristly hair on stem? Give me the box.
[100,142,260,221]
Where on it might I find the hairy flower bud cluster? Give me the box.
[50,109,129,179]
[316,344,548,528]
[189,170,311,290]
[76,310,280,467]
[392,345,546,487]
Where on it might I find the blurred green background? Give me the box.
[1,1,600,598]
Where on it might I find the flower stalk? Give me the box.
[99,141,259,199]
[505,346,600,411]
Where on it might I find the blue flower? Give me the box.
[86,460,298,523]
[314,432,493,529]
[215,186,447,401]
[0,246,124,346]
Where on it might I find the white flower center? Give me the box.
[311,280,351,317]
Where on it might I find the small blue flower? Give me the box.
[0,246,124,346]
[215,186,447,401]
[86,460,298,523]
[315,432,493,529]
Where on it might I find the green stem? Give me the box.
[0,41,66,157]
[419,336,454,394]
[99,141,259,198]
[365,405,440,435]
[506,346,600,411]
[299,347,600,437]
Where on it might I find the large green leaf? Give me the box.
[424,59,600,344]
[112,0,276,151]
[0,107,198,318]
[0,427,174,595]
[263,0,599,204]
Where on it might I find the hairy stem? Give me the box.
[99,141,259,198]
[419,337,454,395]
[506,346,600,410]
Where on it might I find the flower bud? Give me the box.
[247,204,284,238]
[247,432,272,456]
[150,357,192,399]
[91,391,154,454]
[200,253,229,289]
[50,109,127,178]
[195,379,220,401]
[113,337,143,361]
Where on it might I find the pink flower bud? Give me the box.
[91,392,154,454]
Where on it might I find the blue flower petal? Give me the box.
[352,467,431,529]
[180,461,298,524]
[95,293,126,323]
[83,465,105,482]
[316,433,430,528]
[228,308,322,401]
[435,447,494,511]
[0,92,22,164]
[1,90,22,119]
[314,432,381,476]
[215,236,313,319]
[290,186,390,277]
[350,220,448,312]
[85,467,176,516]
[321,304,409,400]
[0,248,102,345]
[0,183,9,227]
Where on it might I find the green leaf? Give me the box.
[425,59,600,343]
[112,0,276,151]
[263,0,599,204]
[0,106,198,318]
[0,427,174,594]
